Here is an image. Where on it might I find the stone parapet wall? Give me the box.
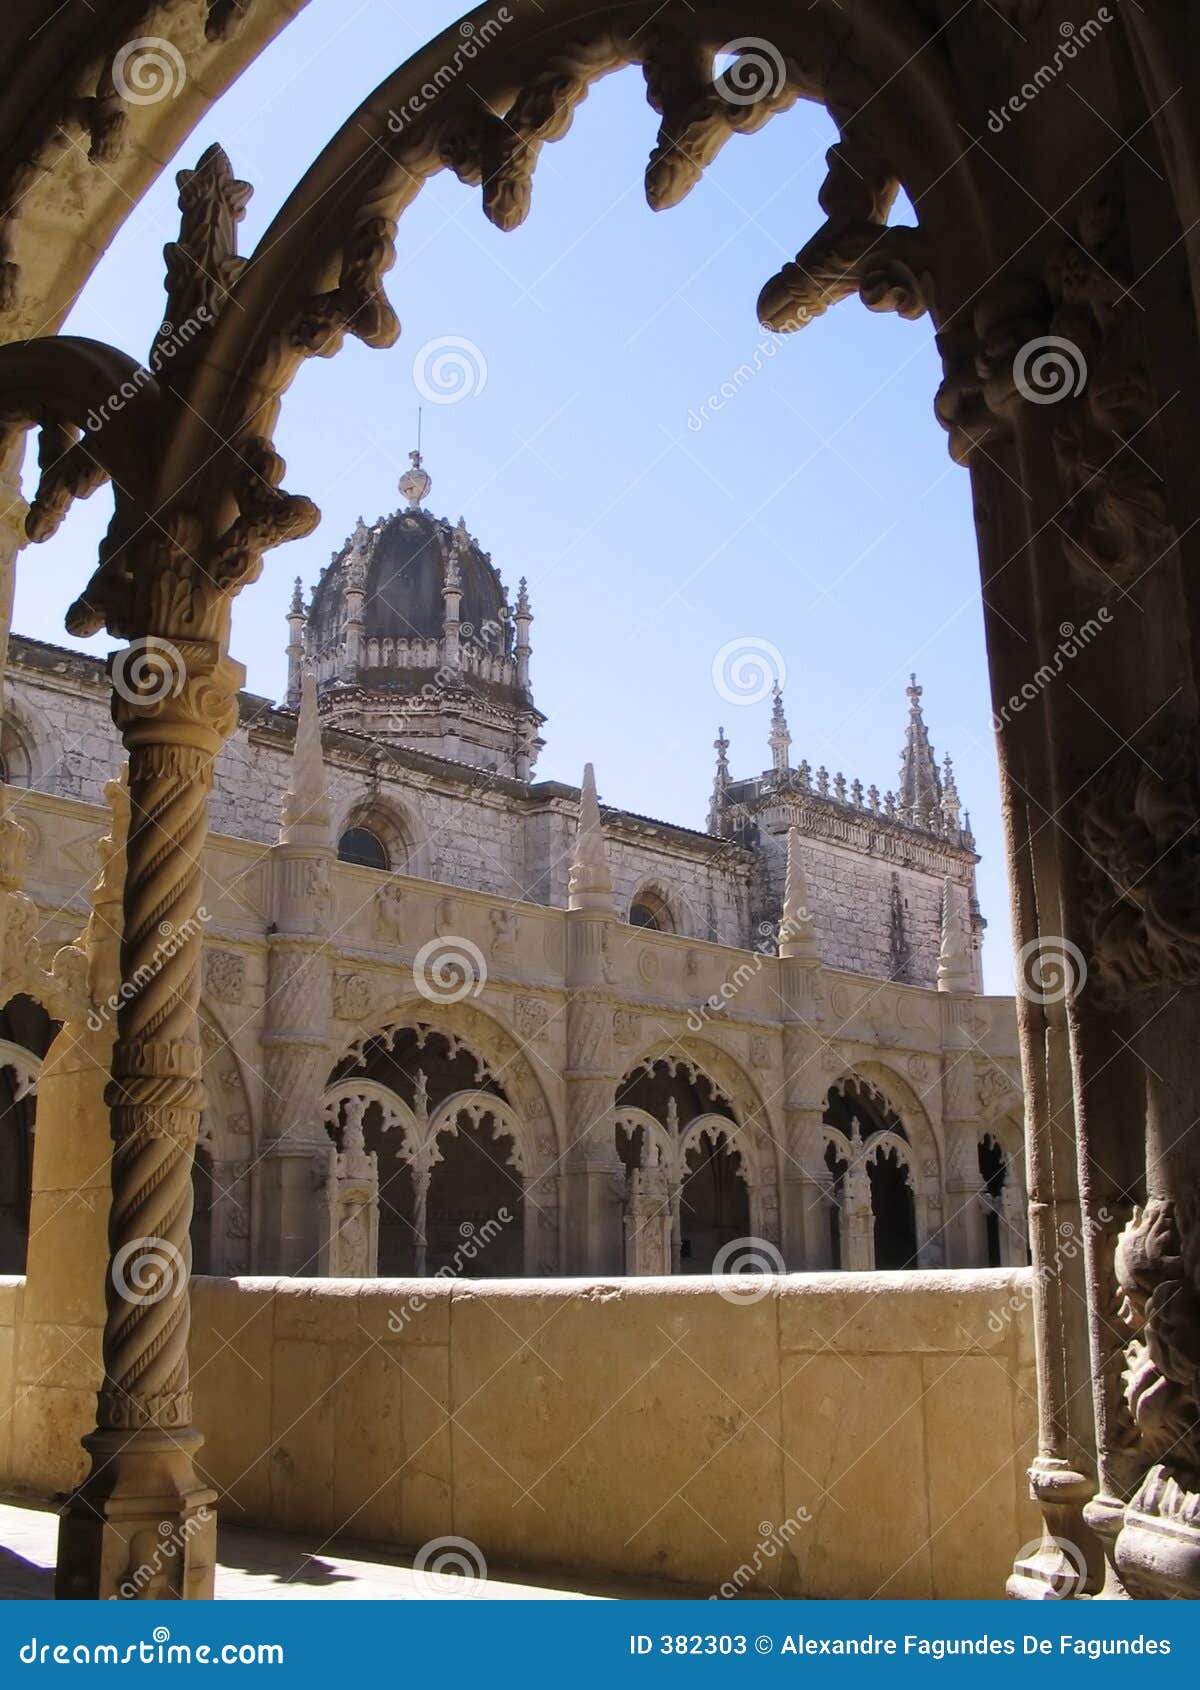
[0,1270,1039,1597]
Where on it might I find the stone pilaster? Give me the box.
[257,669,335,1274]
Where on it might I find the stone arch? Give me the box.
[334,995,557,1163]
[329,999,554,1274]
[628,880,688,937]
[978,1109,1028,1269]
[0,694,60,791]
[617,1035,778,1256]
[333,792,432,880]
[823,1066,939,1270]
[196,999,254,1274]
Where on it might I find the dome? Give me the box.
[292,452,543,781]
[307,507,512,659]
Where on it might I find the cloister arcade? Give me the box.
[0,0,1196,1607]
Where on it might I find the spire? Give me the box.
[769,683,791,775]
[937,876,973,993]
[284,576,307,709]
[398,445,431,508]
[940,753,961,831]
[568,763,613,911]
[898,673,941,825]
[779,827,820,960]
[279,668,332,848]
[707,726,730,835]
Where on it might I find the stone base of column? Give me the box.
[55,1427,217,1600]
[1082,1493,1132,1598]
[1006,1457,1098,1598]
[1113,1465,1200,1599]
[255,1137,327,1274]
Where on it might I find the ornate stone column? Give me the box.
[562,764,623,1274]
[56,595,240,1600]
[258,669,335,1275]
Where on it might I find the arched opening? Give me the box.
[0,994,58,1274]
[979,1133,1007,1270]
[427,1114,523,1277]
[679,1126,749,1271]
[825,1137,847,1269]
[628,887,675,933]
[329,1026,523,1277]
[190,1145,215,1275]
[868,1144,918,1270]
[337,825,390,871]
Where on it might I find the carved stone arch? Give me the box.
[680,1109,761,1187]
[334,995,559,1165]
[333,791,432,880]
[0,1036,41,1101]
[322,1076,417,1146]
[428,1088,532,1178]
[828,1060,941,1181]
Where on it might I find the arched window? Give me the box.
[979,1134,1007,1268]
[629,886,675,932]
[338,826,389,870]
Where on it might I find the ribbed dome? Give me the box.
[307,509,513,664]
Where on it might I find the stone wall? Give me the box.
[0,1269,1039,1597]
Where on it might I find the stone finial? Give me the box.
[279,668,332,848]
[707,726,731,836]
[398,446,431,508]
[289,576,304,615]
[937,876,973,993]
[768,683,791,775]
[516,576,531,620]
[941,753,962,829]
[779,827,820,961]
[568,763,614,911]
[898,672,941,826]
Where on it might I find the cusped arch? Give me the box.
[334,994,557,1162]
[827,1060,940,1182]
[429,1089,531,1177]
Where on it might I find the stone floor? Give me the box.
[0,1497,704,1600]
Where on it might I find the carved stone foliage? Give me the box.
[758,141,931,335]
[1114,1200,1200,1514]
[1046,194,1175,594]
[513,995,550,1041]
[1080,731,1200,997]
[613,1009,639,1046]
[204,947,245,1004]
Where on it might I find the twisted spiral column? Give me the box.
[98,638,242,1432]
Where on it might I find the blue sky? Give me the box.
[14,1,1014,992]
